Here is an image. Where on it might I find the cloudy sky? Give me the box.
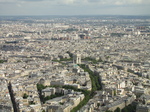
[0,0,150,15]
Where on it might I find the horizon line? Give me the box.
[0,14,150,17]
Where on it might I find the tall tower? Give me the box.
[73,54,81,64]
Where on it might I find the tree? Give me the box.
[23,93,28,99]
[29,101,35,105]
[114,107,121,112]
[114,90,117,96]
[66,51,73,58]
[0,60,7,63]
[122,107,128,112]
[97,103,100,107]
[106,110,113,112]
[37,84,45,91]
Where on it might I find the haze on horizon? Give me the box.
[0,0,150,16]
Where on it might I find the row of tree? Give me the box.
[36,64,102,112]
[79,64,102,91]
[82,57,103,64]
[71,64,102,112]
[0,60,7,63]
[106,104,136,112]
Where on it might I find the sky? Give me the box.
[0,0,150,16]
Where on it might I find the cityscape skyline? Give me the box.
[0,0,150,16]
[0,11,150,112]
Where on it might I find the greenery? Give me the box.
[106,110,113,112]
[37,84,64,103]
[114,107,121,112]
[37,84,46,91]
[59,102,64,105]
[94,37,103,38]
[37,64,102,112]
[52,58,72,62]
[17,60,22,63]
[62,85,91,96]
[37,84,46,103]
[97,103,100,107]
[127,69,135,74]
[71,64,102,112]
[71,92,94,112]
[78,64,102,91]
[114,90,117,96]
[0,60,7,63]
[43,93,64,102]
[22,31,35,33]
[105,56,110,59]
[105,104,137,112]
[60,58,72,61]
[62,28,78,33]
[66,51,74,58]
[121,104,136,112]
[62,85,79,90]
[111,33,126,37]
[82,57,103,64]
[52,57,72,65]
[29,101,36,105]
[23,93,28,99]
[52,59,61,63]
